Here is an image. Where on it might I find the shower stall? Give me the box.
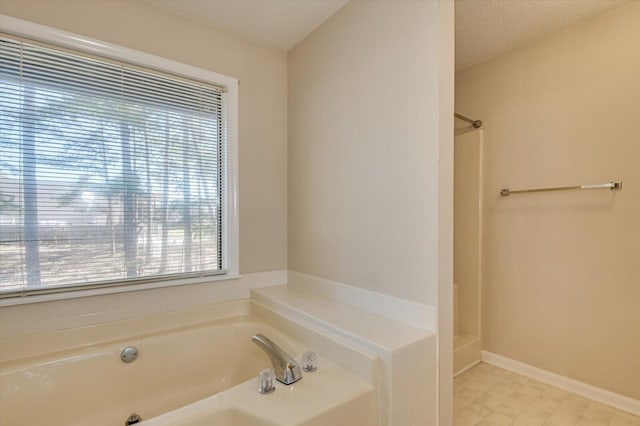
[453,113,483,375]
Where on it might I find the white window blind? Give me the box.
[0,36,227,296]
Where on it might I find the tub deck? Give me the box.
[0,312,375,426]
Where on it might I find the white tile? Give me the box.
[426,362,437,390]
[380,378,392,408]
[0,303,33,325]
[288,270,437,330]
[0,322,29,338]
[79,310,122,326]
[424,334,437,363]
[392,402,411,426]
[409,389,429,424]
[393,373,414,406]
[425,386,437,415]
[408,366,432,394]
[55,314,85,332]
[393,345,414,378]
[29,318,61,334]
[410,340,428,369]
[379,406,391,426]
[29,302,63,321]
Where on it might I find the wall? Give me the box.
[0,0,287,274]
[456,3,640,399]
[288,0,443,306]
[288,3,455,422]
[0,1,287,331]
[437,1,455,423]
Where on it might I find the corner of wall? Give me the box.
[437,0,456,424]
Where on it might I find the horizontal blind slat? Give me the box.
[0,36,226,295]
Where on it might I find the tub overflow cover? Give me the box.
[120,346,139,363]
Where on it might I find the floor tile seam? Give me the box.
[455,364,640,425]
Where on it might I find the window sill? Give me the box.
[0,273,242,307]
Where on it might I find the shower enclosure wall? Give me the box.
[453,122,483,375]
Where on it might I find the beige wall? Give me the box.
[288,0,443,305]
[437,1,455,423]
[0,1,287,336]
[0,0,288,274]
[456,3,640,399]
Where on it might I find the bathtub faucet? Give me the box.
[251,334,303,385]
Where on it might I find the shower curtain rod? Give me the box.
[454,113,482,129]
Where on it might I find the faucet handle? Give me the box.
[257,368,276,394]
[301,351,317,372]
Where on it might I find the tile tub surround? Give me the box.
[252,285,438,426]
[454,363,640,426]
[287,270,437,330]
[0,270,287,340]
[0,299,252,363]
[2,281,438,425]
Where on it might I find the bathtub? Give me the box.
[0,304,375,425]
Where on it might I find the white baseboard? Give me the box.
[287,270,437,330]
[481,351,640,416]
[454,359,482,377]
[454,335,481,376]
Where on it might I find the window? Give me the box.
[0,20,238,298]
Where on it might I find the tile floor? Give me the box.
[454,362,640,426]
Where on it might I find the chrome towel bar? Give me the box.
[500,181,622,196]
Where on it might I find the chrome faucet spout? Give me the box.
[251,333,302,385]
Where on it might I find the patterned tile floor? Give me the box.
[454,362,640,426]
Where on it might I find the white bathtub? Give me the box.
[0,307,375,425]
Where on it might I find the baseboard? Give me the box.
[287,270,437,330]
[454,335,481,376]
[481,351,640,416]
[454,359,481,377]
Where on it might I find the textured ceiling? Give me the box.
[147,0,635,61]
[147,0,347,50]
[455,0,636,70]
